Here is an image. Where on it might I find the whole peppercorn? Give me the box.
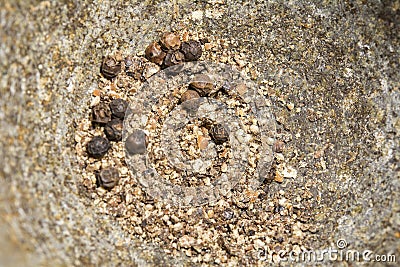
[160,32,181,50]
[109,98,128,119]
[104,119,123,141]
[180,40,202,61]
[125,130,147,155]
[87,136,110,158]
[210,123,229,144]
[101,56,121,79]
[97,167,120,189]
[145,42,166,65]
[180,89,200,103]
[163,50,185,68]
[181,97,201,114]
[92,102,112,124]
[189,74,214,96]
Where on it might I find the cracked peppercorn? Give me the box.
[145,42,166,65]
[104,119,123,141]
[163,50,185,68]
[101,56,121,79]
[87,136,110,158]
[109,98,128,119]
[160,32,181,51]
[97,167,120,189]
[180,40,202,61]
[189,74,214,96]
[92,102,112,124]
[210,123,229,144]
[180,89,200,103]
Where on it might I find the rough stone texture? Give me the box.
[0,0,398,266]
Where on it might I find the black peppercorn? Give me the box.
[125,130,147,155]
[189,74,214,96]
[92,102,112,124]
[180,40,202,61]
[180,89,200,103]
[163,50,185,68]
[180,97,202,115]
[104,119,123,141]
[160,32,181,51]
[109,98,128,119]
[145,42,166,65]
[210,123,229,144]
[97,167,120,189]
[87,136,110,158]
[101,56,121,79]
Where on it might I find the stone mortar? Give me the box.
[0,0,399,266]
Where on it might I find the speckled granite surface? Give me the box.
[0,0,398,266]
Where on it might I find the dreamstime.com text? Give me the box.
[256,239,397,263]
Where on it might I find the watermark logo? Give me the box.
[122,61,275,206]
[256,239,397,263]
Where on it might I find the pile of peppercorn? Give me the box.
[86,98,128,189]
[85,32,204,190]
[145,32,202,68]
[182,74,230,145]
